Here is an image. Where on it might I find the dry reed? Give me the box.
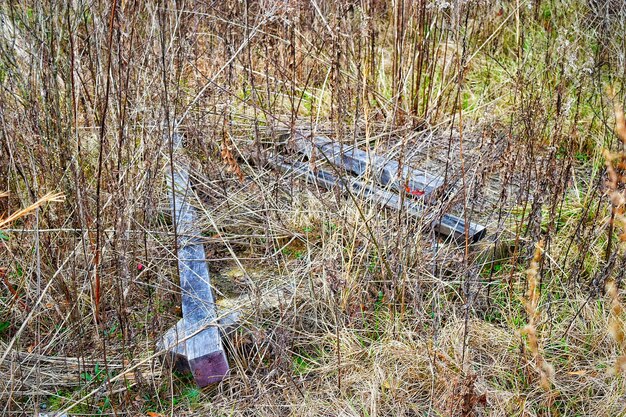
[521,240,554,391]
[603,101,626,374]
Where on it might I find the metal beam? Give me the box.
[270,156,486,243]
[294,133,445,201]
[160,133,229,387]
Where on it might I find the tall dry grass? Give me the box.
[603,101,626,375]
[1,1,626,416]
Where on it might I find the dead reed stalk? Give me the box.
[521,240,555,390]
[602,101,626,374]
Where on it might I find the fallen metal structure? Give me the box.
[158,130,486,387]
[274,132,486,243]
[158,133,229,387]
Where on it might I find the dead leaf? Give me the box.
[567,370,587,376]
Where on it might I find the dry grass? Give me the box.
[603,101,626,376]
[520,240,555,392]
[0,193,64,229]
[1,0,626,416]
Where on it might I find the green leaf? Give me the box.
[0,230,9,241]
[183,387,201,402]
[0,321,10,334]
